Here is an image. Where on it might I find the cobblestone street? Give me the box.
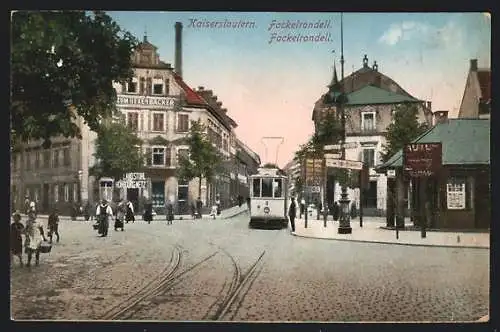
[10,213,489,322]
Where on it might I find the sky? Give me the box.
[108,11,491,168]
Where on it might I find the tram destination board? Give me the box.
[403,142,442,177]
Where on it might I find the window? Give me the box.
[34,187,39,203]
[63,148,71,166]
[252,179,261,197]
[165,148,172,167]
[53,150,59,168]
[73,183,78,202]
[26,152,31,171]
[127,112,139,131]
[54,184,59,202]
[152,182,165,207]
[153,79,163,95]
[43,150,51,168]
[447,177,466,210]
[152,147,165,166]
[152,113,165,132]
[178,182,188,201]
[362,112,376,132]
[127,78,138,93]
[177,114,189,132]
[261,178,273,198]
[34,151,40,169]
[223,138,228,152]
[164,79,170,95]
[363,148,375,168]
[177,148,189,164]
[64,184,70,202]
[273,178,283,198]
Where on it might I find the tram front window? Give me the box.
[261,178,273,198]
[252,179,261,197]
[273,179,283,198]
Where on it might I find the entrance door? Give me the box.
[127,188,139,212]
[43,183,50,212]
[364,180,377,208]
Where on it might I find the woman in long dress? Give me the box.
[24,213,45,267]
[11,212,25,267]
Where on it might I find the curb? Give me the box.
[222,209,248,220]
[291,232,490,249]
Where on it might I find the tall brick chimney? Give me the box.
[175,22,183,77]
[470,59,478,72]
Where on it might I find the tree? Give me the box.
[90,121,144,181]
[381,103,429,162]
[11,11,138,148]
[176,120,223,199]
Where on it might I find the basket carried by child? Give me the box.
[39,241,52,253]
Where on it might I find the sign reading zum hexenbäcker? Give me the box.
[116,95,176,108]
[403,142,442,177]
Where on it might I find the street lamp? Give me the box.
[337,12,352,234]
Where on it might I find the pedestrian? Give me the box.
[196,197,203,219]
[246,197,251,210]
[316,200,323,220]
[333,201,340,221]
[47,208,60,243]
[215,194,221,216]
[11,211,25,267]
[237,195,243,208]
[96,199,113,237]
[288,196,297,232]
[114,200,126,231]
[209,204,218,219]
[165,200,174,225]
[24,196,30,216]
[24,213,46,267]
[190,201,196,219]
[300,197,306,219]
[125,200,135,223]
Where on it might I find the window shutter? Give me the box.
[145,147,152,166]
[146,78,152,95]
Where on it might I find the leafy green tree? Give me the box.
[90,121,144,180]
[11,11,138,148]
[176,120,223,198]
[382,103,429,162]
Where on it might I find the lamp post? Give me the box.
[337,12,352,234]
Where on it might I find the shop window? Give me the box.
[73,183,78,202]
[178,184,188,201]
[34,151,40,169]
[63,148,71,166]
[26,152,32,171]
[64,184,70,202]
[54,184,59,202]
[43,150,51,168]
[446,177,467,210]
[152,182,165,207]
[52,150,59,168]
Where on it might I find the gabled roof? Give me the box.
[172,74,233,131]
[376,119,490,170]
[477,70,491,102]
[345,85,422,106]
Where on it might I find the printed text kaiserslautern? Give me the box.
[188,18,256,29]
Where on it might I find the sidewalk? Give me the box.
[33,205,249,222]
[292,217,490,249]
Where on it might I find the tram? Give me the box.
[249,167,288,228]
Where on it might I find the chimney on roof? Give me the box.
[470,59,478,72]
[221,108,227,114]
[216,101,222,108]
[433,110,449,125]
[427,101,432,111]
[198,86,204,91]
[174,22,183,78]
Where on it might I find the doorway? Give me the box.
[127,188,139,212]
[43,183,50,212]
[364,180,377,208]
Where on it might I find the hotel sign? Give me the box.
[116,95,176,108]
[403,143,442,177]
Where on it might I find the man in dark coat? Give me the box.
[196,197,203,219]
[48,208,60,243]
[165,200,174,225]
[288,197,297,232]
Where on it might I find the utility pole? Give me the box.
[337,12,352,234]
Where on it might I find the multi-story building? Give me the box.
[312,55,433,216]
[10,22,260,215]
[458,59,491,119]
[283,158,301,197]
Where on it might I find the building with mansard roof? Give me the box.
[311,54,433,217]
[10,22,260,216]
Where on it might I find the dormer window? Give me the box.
[153,78,163,95]
[127,77,139,94]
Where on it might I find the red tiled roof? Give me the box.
[173,73,207,105]
[477,70,491,101]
